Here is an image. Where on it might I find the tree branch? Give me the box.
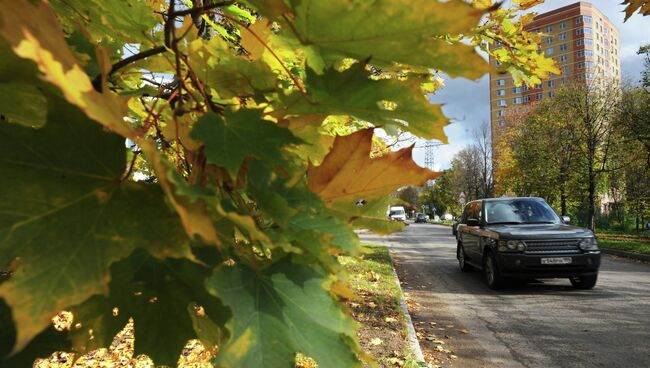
[92,46,167,91]
[169,1,234,17]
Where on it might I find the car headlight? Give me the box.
[498,240,525,252]
[579,237,599,251]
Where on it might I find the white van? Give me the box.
[388,206,407,221]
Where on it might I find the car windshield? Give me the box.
[390,210,405,216]
[485,199,560,224]
[417,213,426,218]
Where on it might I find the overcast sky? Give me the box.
[415,1,650,170]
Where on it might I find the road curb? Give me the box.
[601,247,650,262]
[387,251,426,364]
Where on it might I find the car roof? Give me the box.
[468,197,544,204]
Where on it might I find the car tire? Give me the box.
[484,252,504,290]
[457,243,473,272]
[570,274,598,289]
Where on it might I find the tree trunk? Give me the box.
[587,154,596,232]
[561,188,567,217]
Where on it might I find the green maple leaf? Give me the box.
[51,0,157,46]
[283,0,489,78]
[330,197,405,236]
[191,109,301,177]
[0,99,190,354]
[0,83,47,128]
[187,38,278,101]
[281,64,448,141]
[68,249,228,366]
[206,258,361,368]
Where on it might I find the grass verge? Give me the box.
[597,230,650,254]
[598,239,650,254]
[339,244,422,368]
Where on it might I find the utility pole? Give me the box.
[420,140,441,186]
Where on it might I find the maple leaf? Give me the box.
[622,0,650,20]
[308,129,440,205]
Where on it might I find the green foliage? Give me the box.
[207,258,359,367]
[0,0,556,366]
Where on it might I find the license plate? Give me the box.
[541,257,572,265]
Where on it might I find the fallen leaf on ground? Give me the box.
[370,338,383,346]
[385,317,397,323]
[458,328,470,334]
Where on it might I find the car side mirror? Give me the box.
[562,216,571,223]
[467,218,480,227]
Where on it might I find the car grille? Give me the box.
[524,239,581,254]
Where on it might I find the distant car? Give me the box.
[388,206,407,221]
[415,213,428,223]
[456,197,601,290]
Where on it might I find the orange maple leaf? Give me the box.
[308,129,440,204]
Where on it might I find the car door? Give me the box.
[461,202,480,260]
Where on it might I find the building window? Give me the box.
[604,39,609,46]
[577,62,585,69]
[548,80,555,87]
[548,91,556,98]
[561,65,569,74]
[560,44,567,51]
[561,77,568,84]
[576,38,593,46]
[536,92,543,100]
[496,79,506,86]
[586,73,595,80]
[523,95,531,102]
[496,110,505,117]
[513,97,523,104]
[545,26,553,33]
[585,61,594,68]
[546,37,553,44]
[577,15,592,23]
[499,121,507,127]
[497,89,506,96]
[559,32,567,40]
[545,47,554,55]
[534,83,542,89]
[560,22,567,29]
[576,50,584,58]
[576,28,584,35]
[559,55,568,62]
[512,86,523,94]
[584,27,592,34]
[498,99,507,107]
[585,50,594,57]
[604,27,609,35]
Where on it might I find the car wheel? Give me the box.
[570,274,597,289]
[457,243,473,272]
[484,252,504,290]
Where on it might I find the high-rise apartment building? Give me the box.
[489,2,621,159]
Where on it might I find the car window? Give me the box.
[485,199,560,224]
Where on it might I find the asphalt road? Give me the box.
[359,222,650,368]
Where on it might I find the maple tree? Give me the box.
[0,0,556,366]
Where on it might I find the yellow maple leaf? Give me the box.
[513,0,544,10]
[0,0,136,140]
[308,129,439,204]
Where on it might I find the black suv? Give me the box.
[456,197,601,289]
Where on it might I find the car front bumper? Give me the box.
[497,252,601,278]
